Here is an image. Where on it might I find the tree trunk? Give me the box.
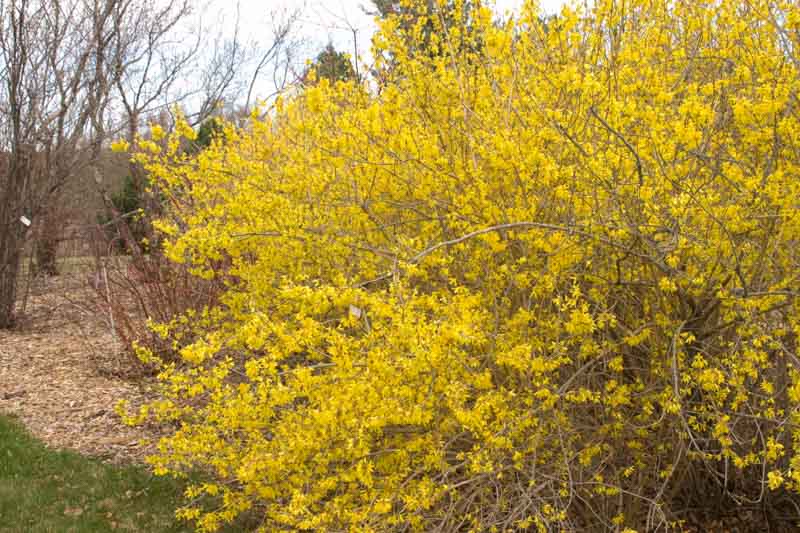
[33,206,60,277]
[34,236,59,277]
[0,209,25,329]
[0,151,32,329]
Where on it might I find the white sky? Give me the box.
[228,0,566,49]
[199,0,566,102]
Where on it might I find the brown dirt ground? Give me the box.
[0,270,161,464]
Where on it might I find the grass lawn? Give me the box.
[0,414,192,532]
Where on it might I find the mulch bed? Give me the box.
[0,273,162,464]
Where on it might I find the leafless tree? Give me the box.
[244,5,305,111]
[0,0,130,327]
[0,0,303,328]
[98,0,302,261]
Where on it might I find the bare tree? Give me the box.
[0,0,130,327]
[97,0,302,262]
[111,0,302,143]
[244,5,304,111]
[0,0,303,328]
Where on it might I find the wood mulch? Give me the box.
[0,272,162,465]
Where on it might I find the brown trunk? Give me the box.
[32,203,60,276]
[0,150,29,328]
[0,208,25,329]
[34,236,59,276]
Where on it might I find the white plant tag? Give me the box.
[19,215,31,227]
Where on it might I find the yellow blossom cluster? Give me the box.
[124,0,800,530]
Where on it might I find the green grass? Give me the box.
[0,414,193,532]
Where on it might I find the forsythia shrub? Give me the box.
[123,0,800,530]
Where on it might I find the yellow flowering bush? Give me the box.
[126,0,800,530]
